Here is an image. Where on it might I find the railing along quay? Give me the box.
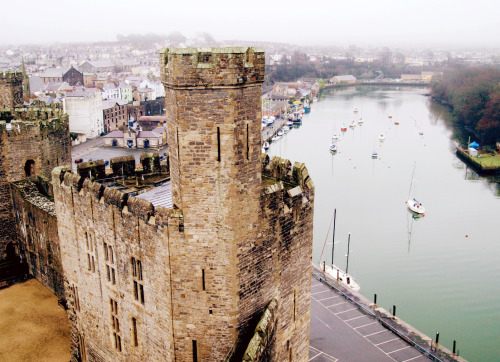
[312,266,465,362]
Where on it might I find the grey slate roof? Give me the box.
[135,181,172,209]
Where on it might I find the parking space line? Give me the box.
[402,354,425,361]
[317,296,339,302]
[334,308,357,315]
[375,337,399,346]
[325,301,345,308]
[388,345,411,354]
[353,322,376,330]
[312,290,331,296]
[362,328,384,336]
[344,315,364,322]
[309,346,338,362]
[314,315,332,329]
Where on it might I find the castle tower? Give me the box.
[160,47,267,359]
[0,71,23,109]
[22,59,30,98]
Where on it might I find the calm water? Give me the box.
[268,87,500,362]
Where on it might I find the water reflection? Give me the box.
[406,210,424,252]
[267,86,500,361]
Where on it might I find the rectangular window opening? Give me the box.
[246,123,249,160]
[192,340,198,362]
[132,317,138,347]
[176,127,180,162]
[217,127,221,162]
[202,269,206,291]
[104,242,108,261]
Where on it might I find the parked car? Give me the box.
[74,158,83,164]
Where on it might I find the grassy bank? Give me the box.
[0,279,70,361]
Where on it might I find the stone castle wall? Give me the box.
[0,111,70,260]
[0,72,23,109]
[53,167,180,361]
[30,47,314,362]
[51,151,314,361]
[10,179,65,298]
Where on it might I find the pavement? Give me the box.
[70,136,167,172]
[309,276,431,362]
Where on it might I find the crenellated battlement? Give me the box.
[0,71,22,80]
[0,105,66,121]
[261,154,315,193]
[159,47,265,88]
[54,166,181,227]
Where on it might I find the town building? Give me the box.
[102,99,129,132]
[39,66,83,86]
[63,88,104,138]
[102,127,165,149]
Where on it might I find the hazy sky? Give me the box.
[1,0,499,48]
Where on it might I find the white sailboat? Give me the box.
[320,210,360,292]
[407,163,425,215]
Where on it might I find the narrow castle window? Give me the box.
[192,340,198,362]
[217,127,221,162]
[132,257,145,304]
[246,123,249,160]
[202,269,206,291]
[132,317,138,346]
[105,243,116,285]
[85,233,96,274]
[74,286,80,311]
[110,298,121,352]
[293,289,297,321]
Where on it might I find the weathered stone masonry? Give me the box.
[7,47,315,361]
[0,105,70,261]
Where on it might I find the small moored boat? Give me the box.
[407,198,425,214]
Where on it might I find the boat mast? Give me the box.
[331,208,336,267]
[346,233,351,274]
[408,161,416,199]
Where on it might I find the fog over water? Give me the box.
[1,0,500,48]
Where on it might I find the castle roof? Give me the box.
[135,181,172,209]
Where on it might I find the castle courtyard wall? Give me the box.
[52,168,179,361]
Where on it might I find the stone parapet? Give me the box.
[160,47,265,89]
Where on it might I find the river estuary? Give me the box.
[267,86,500,362]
